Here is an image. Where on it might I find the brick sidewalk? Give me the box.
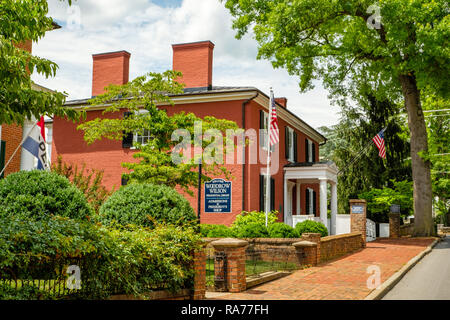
[208,237,435,300]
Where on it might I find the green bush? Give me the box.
[294,220,328,237]
[98,183,196,228]
[0,170,93,221]
[200,224,232,238]
[268,223,298,238]
[0,215,201,299]
[233,222,269,238]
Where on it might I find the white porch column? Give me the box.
[284,175,288,225]
[330,181,338,235]
[319,178,328,230]
[296,181,301,215]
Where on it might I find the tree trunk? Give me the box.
[399,74,434,236]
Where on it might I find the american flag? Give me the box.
[269,91,279,147]
[372,130,386,159]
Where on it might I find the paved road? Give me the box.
[383,236,450,300]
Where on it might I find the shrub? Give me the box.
[98,183,196,228]
[268,223,298,238]
[51,156,112,213]
[0,170,93,221]
[233,222,269,238]
[0,215,201,299]
[294,220,328,237]
[200,224,232,238]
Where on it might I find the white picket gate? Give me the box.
[366,219,376,242]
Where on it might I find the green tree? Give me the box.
[0,0,79,124]
[223,0,449,235]
[319,93,411,214]
[77,71,239,194]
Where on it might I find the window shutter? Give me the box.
[259,110,265,148]
[121,175,129,186]
[260,110,265,129]
[305,188,310,214]
[312,142,316,163]
[259,174,264,212]
[285,127,289,159]
[313,190,317,216]
[293,132,298,162]
[0,140,5,179]
[122,112,134,148]
[270,177,275,212]
[305,138,309,162]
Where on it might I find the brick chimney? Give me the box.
[92,50,131,97]
[275,97,287,108]
[172,41,214,90]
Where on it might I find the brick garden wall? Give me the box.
[204,232,364,266]
[319,232,364,263]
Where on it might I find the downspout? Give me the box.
[242,92,259,212]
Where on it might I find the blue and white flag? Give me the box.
[22,116,50,170]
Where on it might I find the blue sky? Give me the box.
[32,0,340,129]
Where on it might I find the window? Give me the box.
[134,128,152,146]
[285,127,297,162]
[305,138,316,163]
[259,174,275,212]
[305,188,316,215]
[259,110,274,152]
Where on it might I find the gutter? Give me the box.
[241,92,259,212]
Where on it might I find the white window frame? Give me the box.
[307,188,314,215]
[286,126,294,162]
[307,139,314,162]
[260,111,275,152]
[131,109,151,149]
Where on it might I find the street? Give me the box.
[383,236,450,300]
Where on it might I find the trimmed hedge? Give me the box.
[0,170,93,221]
[98,183,197,228]
[268,223,298,238]
[294,220,328,237]
[200,224,232,238]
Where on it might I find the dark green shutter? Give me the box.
[293,132,298,162]
[122,111,134,148]
[260,110,265,129]
[270,177,275,211]
[313,190,317,215]
[305,138,309,162]
[260,110,265,148]
[121,175,129,186]
[0,140,5,179]
[259,174,264,211]
[305,188,310,214]
[312,142,316,163]
[285,127,289,159]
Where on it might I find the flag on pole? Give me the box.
[269,92,279,147]
[22,116,50,170]
[372,129,386,159]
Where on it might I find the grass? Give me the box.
[206,258,298,287]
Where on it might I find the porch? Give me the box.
[283,161,338,235]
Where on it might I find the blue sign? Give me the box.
[205,179,232,213]
[351,205,364,214]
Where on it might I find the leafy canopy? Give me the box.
[0,0,80,124]
[78,71,239,194]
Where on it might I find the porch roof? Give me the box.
[284,161,338,183]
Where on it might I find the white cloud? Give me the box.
[32,0,339,128]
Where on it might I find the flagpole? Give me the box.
[265,88,273,227]
[0,122,38,177]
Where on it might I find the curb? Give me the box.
[364,237,441,300]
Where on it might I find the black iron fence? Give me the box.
[245,247,298,277]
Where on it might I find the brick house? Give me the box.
[52,41,338,232]
[0,36,56,178]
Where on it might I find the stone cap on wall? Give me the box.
[210,238,248,249]
[292,241,317,248]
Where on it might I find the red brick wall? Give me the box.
[319,232,364,262]
[1,123,23,176]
